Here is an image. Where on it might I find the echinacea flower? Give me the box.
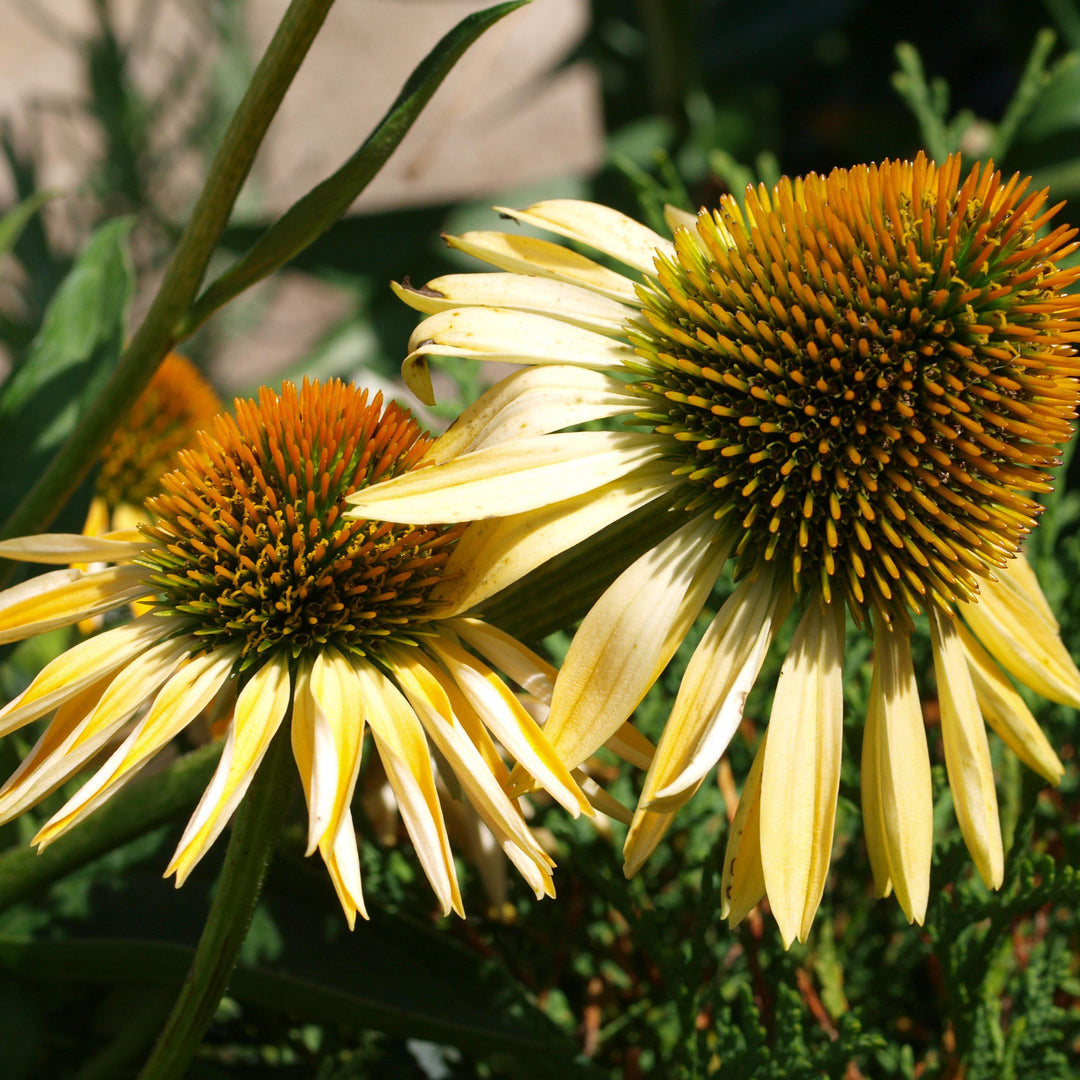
[84,352,221,536]
[0,379,608,925]
[347,154,1080,944]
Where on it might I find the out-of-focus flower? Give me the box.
[348,154,1080,944]
[0,379,604,924]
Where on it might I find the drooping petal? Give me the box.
[167,655,291,884]
[860,623,932,924]
[351,658,463,917]
[961,573,1080,708]
[624,798,700,878]
[430,463,680,615]
[759,601,846,947]
[541,515,729,773]
[392,274,635,335]
[493,200,674,275]
[643,572,790,811]
[0,614,171,734]
[663,204,699,233]
[929,608,1004,890]
[447,617,556,703]
[445,230,640,303]
[424,634,591,818]
[33,645,239,847]
[420,366,643,465]
[0,564,149,644]
[346,431,666,524]
[719,734,768,926]
[0,533,149,564]
[1002,552,1059,628]
[403,308,638,376]
[957,622,1064,784]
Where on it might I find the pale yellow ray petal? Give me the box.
[603,723,655,770]
[0,614,170,734]
[929,609,1004,890]
[624,799,696,878]
[167,655,291,884]
[34,646,239,847]
[445,230,640,303]
[1003,552,1059,627]
[759,601,846,947]
[319,809,367,927]
[860,662,893,902]
[383,643,553,880]
[0,533,149,564]
[392,274,635,335]
[574,768,632,825]
[862,624,932,924]
[424,634,591,818]
[542,515,730,772]
[957,622,1064,784]
[494,200,673,275]
[0,564,149,644]
[663,205,699,233]
[83,497,110,539]
[346,431,665,525]
[352,658,463,917]
[719,734,768,926]
[290,656,317,807]
[0,673,115,822]
[430,464,680,616]
[961,575,1080,708]
[403,308,638,376]
[644,573,790,811]
[306,647,366,855]
[420,366,643,465]
[447,617,556,703]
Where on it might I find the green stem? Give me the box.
[0,741,222,912]
[136,730,295,1080]
[0,0,335,546]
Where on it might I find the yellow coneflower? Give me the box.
[0,379,609,925]
[347,154,1080,944]
[85,352,221,536]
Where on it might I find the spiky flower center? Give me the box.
[97,353,221,512]
[140,380,462,667]
[630,154,1080,625]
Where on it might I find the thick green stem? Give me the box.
[0,0,335,545]
[137,729,295,1080]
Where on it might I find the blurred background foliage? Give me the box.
[0,0,1080,1076]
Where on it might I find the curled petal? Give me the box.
[720,734,768,927]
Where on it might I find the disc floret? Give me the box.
[140,380,463,666]
[629,154,1080,626]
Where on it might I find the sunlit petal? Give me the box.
[720,734,768,926]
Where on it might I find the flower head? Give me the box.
[348,154,1080,943]
[0,379,597,924]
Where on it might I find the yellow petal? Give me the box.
[1001,552,1058,628]
[425,634,591,817]
[543,515,729,772]
[961,574,1080,708]
[494,200,674,275]
[34,645,238,847]
[719,734,768,926]
[957,622,1064,784]
[447,617,556,703]
[0,614,170,734]
[319,808,367,927]
[345,431,666,524]
[352,658,463,917]
[445,230,639,303]
[0,533,148,564]
[403,307,638,374]
[860,682,893,901]
[430,463,679,615]
[624,801,694,878]
[305,648,366,854]
[929,609,1004,890]
[392,273,634,335]
[0,564,149,644]
[861,624,932,924]
[759,602,846,947]
[643,573,790,811]
[663,204,698,233]
[421,366,643,465]
[167,655,292,884]
[604,722,655,770]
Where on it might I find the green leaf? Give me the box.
[0,191,55,270]
[0,217,134,525]
[181,0,529,336]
